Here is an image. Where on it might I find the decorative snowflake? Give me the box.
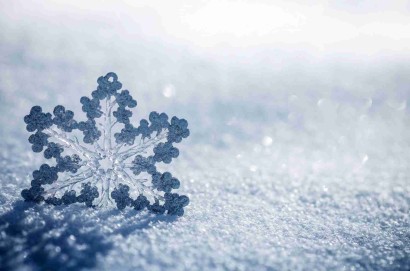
[22,72,190,216]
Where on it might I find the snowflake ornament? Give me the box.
[22,72,190,216]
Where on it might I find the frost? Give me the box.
[21,72,190,215]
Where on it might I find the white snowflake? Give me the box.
[22,72,190,216]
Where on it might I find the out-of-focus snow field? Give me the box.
[0,1,409,270]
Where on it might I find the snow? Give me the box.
[1,1,409,270]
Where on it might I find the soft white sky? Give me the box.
[1,0,410,57]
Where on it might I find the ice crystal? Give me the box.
[22,72,190,216]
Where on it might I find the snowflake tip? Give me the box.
[104,72,119,82]
[167,116,190,143]
[164,193,189,216]
[24,106,53,132]
[94,72,122,99]
[31,105,42,113]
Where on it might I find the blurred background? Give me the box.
[1,0,409,154]
[0,0,409,270]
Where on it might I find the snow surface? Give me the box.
[0,1,410,270]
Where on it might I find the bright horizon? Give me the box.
[1,0,410,57]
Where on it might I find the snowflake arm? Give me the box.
[22,72,190,216]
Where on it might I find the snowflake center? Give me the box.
[96,153,116,172]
